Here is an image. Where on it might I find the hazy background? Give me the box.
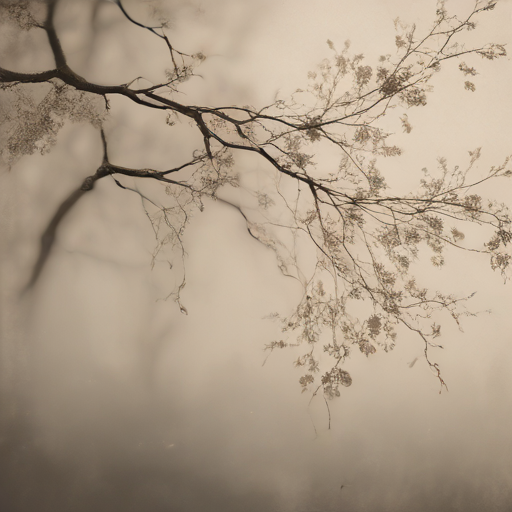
[1,0,512,511]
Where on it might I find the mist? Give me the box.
[1,1,512,511]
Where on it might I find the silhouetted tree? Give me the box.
[1,0,510,398]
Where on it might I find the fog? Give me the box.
[1,1,512,511]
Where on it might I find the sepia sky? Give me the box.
[1,1,512,511]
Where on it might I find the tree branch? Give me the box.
[22,171,105,293]
[44,0,67,69]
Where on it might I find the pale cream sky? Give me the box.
[1,1,512,511]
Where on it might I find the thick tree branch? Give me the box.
[23,170,107,292]
[0,68,59,83]
[44,0,67,69]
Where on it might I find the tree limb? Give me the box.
[22,173,101,292]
